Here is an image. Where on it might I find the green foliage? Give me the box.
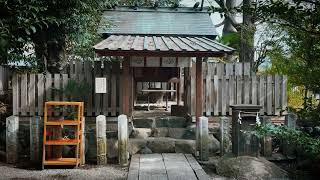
[53,79,90,102]
[254,124,320,158]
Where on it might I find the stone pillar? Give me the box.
[198,116,209,161]
[6,116,19,164]
[96,115,107,165]
[283,113,297,158]
[118,114,128,166]
[219,116,230,156]
[261,116,272,157]
[30,116,42,164]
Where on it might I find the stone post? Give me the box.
[30,116,41,164]
[283,113,297,158]
[96,115,107,165]
[6,116,19,164]
[118,114,128,166]
[219,116,230,156]
[199,116,209,161]
[261,116,272,157]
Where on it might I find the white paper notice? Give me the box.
[95,77,107,94]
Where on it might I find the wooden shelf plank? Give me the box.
[44,158,79,165]
[46,101,83,106]
[46,120,79,125]
[46,139,79,145]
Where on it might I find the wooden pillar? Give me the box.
[196,58,203,121]
[122,57,130,115]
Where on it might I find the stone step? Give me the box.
[132,116,190,128]
[130,126,196,139]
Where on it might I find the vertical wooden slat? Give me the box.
[216,63,224,76]
[94,62,102,115]
[235,63,243,76]
[21,74,28,115]
[251,75,257,105]
[191,61,196,116]
[244,75,250,104]
[226,63,233,76]
[281,75,288,115]
[267,76,273,115]
[221,76,226,115]
[54,74,60,101]
[274,75,280,115]
[84,61,93,116]
[213,75,219,116]
[236,76,242,104]
[205,66,212,116]
[196,58,203,120]
[102,64,109,116]
[259,76,266,114]
[12,74,19,115]
[243,63,251,76]
[75,61,83,74]
[37,74,44,116]
[45,74,52,101]
[111,75,117,116]
[29,74,36,116]
[122,57,130,115]
[228,76,234,115]
[62,74,68,101]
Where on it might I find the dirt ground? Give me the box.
[0,162,128,180]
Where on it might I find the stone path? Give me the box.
[127,153,210,180]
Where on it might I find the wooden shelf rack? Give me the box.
[42,101,84,168]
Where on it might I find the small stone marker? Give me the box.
[118,114,129,166]
[96,115,107,165]
[283,113,297,158]
[261,116,272,157]
[219,116,230,156]
[6,116,19,164]
[30,116,41,163]
[199,116,209,161]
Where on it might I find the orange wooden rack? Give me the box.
[42,101,84,169]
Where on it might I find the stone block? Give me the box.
[130,128,152,139]
[129,138,147,155]
[168,128,186,139]
[151,128,169,137]
[147,137,175,153]
[175,139,196,154]
[155,116,188,128]
[209,134,220,156]
[133,118,154,128]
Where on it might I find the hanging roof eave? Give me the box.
[93,35,235,57]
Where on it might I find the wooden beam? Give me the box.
[196,57,203,121]
[122,57,130,115]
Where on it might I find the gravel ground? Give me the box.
[0,162,128,180]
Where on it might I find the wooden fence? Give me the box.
[185,74,287,116]
[0,66,11,95]
[11,60,287,117]
[11,61,134,116]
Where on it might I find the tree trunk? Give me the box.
[240,0,255,64]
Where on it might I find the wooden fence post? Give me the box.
[96,115,107,165]
[30,116,42,164]
[261,116,272,157]
[219,116,230,156]
[118,114,128,166]
[6,116,19,164]
[198,116,209,161]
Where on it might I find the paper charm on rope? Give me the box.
[238,112,242,125]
